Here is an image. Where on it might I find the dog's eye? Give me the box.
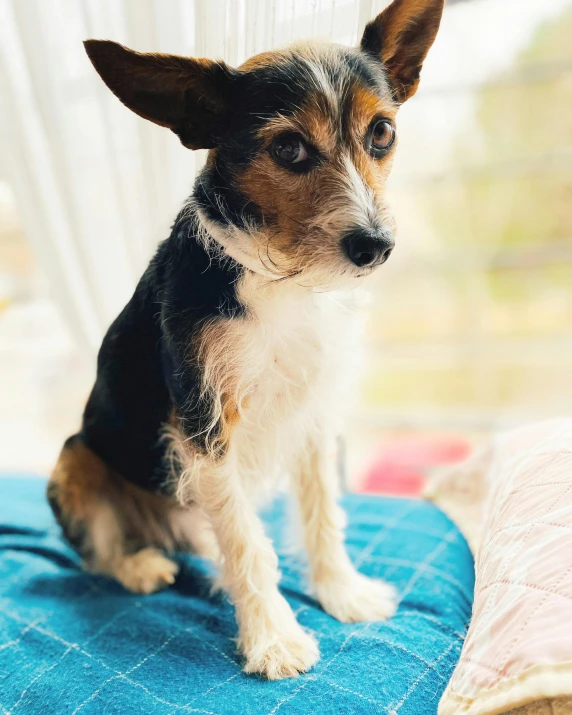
[369,120,395,156]
[270,134,311,170]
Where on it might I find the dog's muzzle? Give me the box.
[341,227,395,268]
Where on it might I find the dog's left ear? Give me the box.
[84,40,235,149]
[360,0,444,103]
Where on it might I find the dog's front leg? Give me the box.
[294,434,396,623]
[195,463,319,679]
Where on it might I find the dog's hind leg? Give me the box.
[48,436,180,594]
[87,504,180,594]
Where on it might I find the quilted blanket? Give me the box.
[427,419,572,714]
[0,476,474,714]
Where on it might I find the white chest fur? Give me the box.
[210,271,361,496]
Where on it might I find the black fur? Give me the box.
[194,48,389,231]
[360,20,385,60]
[70,46,393,496]
[76,216,243,494]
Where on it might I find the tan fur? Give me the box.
[376,0,434,61]
[159,269,394,677]
[192,319,248,457]
[257,98,338,154]
[192,38,413,291]
[233,81,398,290]
[69,2,445,678]
[347,84,397,200]
[348,84,397,145]
[48,440,218,591]
[363,0,444,101]
[295,434,396,623]
[239,49,284,72]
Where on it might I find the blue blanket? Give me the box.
[0,476,473,714]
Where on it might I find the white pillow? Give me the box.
[426,419,572,715]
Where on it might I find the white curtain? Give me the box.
[0,0,392,351]
[1,0,568,369]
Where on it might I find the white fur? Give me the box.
[170,267,395,679]
[177,272,356,503]
[174,46,399,671]
[195,208,280,280]
[340,152,380,228]
[111,548,179,595]
[88,506,180,595]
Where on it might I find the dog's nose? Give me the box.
[341,228,395,268]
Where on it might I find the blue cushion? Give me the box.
[0,476,473,715]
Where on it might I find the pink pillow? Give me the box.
[427,419,572,715]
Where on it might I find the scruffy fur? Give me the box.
[49,0,444,680]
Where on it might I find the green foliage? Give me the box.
[362,8,572,417]
[432,7,572,250]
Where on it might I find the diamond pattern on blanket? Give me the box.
[0,476,473,715]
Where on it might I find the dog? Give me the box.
[48,0,444,680]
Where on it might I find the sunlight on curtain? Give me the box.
[1,0,571,436]
[0,0,385,349]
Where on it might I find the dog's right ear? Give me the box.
[84,40,235,149]
[360,0,444,103]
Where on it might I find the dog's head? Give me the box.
[85,0,443,289]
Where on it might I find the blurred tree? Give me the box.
[433,6,572,254]
[361,6,572,418]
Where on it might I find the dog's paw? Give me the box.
[242,625,319,680]
[117,548,179,594]
[192,529,222,563]
[316,571,396,623]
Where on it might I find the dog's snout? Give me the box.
[341,228,394,268]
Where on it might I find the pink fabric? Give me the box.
[362,435,470,496]
[441,419,572,709]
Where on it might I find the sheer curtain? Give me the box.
[0,0,390,351]
[2,0,571,432]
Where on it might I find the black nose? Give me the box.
[341,228,395,268]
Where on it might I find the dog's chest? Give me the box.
[247,314,323,418]
[197,275,360,494]
[229,277,358,449]
[241,296,332,420]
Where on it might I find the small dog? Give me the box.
[48,0,443,680]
